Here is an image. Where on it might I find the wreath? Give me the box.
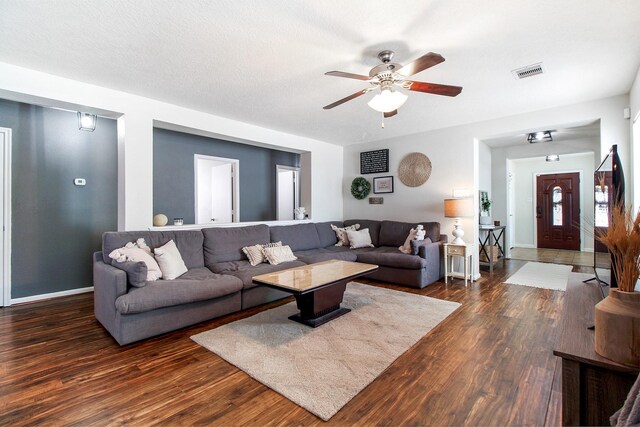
[351,177,371,200]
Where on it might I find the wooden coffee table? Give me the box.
[252,259,378,327]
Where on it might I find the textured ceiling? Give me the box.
[0,0,639,146]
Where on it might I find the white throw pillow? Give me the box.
[154,240,188,280]
[263,245,297,265]
[242,241,282,266]
[345,228,374,249]
[109,239,163,281]
[398,228,418,254]
[331,223,360,246]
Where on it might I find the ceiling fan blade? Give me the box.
[383,110,398,118]
[404,81,462,97]
[396,52,445,77]
[325,71,371,81]
[323,89,369,109]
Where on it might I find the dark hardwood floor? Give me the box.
[0,260,591,425]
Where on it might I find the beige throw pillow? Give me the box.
[109,238,163,281]
[242,241,282,266]
[345,228,374,249]
[331,223,360,246]
[154,240,188,280]
[263,245,297,265]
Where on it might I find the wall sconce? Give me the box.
[77,112,97,132]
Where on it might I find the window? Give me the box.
[552,186,563,226]
[595,184,609,227]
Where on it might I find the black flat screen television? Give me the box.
[591,144,625,290]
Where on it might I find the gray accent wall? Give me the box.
[153,128,300,223]
[0,99,118,298]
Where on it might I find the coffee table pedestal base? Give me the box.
[289,281,349,328]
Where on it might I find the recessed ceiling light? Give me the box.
[527,130,552,143]
[546,155,560,162]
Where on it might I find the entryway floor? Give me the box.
[509,247,594,267]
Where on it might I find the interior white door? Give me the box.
[195,155,238,224]
[0,130,5,306]
[210,163,233,223]
[276,166,299,220]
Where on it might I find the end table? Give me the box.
[444,243,474,287]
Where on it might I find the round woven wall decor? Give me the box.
[398,153,432,187]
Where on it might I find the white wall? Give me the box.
[344,95,630,277]
[478,141,492,197]
[510,152,595,251]
[0,62,344,230]
[630,65,640,212]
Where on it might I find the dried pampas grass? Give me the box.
[596,202,640,292]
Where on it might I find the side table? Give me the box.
[444,243,474,287]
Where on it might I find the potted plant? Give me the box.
[594,202,640,367]
[480,193,492,225]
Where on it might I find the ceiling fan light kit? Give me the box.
[323,50,462,118]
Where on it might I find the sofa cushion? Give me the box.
[379,221,441,247]
[344,219,381,246]
[315,221,344,247]
[269,223,321,251]
[211,260,307,289]
[102,230,205,269]
[294,248,358,264]
[203,225,270,264]
[114,268,243,314]
[355,247,427,269]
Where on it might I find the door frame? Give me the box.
[275,165,300,220]
[0,128,11,307]
[193,154,239,224]
[532,169,584,251]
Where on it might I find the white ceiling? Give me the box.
[482,120,601,148]
[0,0,639,146]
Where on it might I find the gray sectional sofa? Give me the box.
[94,220,446,345]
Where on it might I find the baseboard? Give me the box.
[10,286,94,305]
[513,243,536,249]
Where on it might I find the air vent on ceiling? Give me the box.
[512,63,544,79]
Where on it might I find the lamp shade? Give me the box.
[444,198,473,218]
[367,89,408,113]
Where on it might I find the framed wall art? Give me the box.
[373,176,394,194]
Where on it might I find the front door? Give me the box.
[536,172,580,250]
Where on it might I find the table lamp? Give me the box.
[444,197,473,244]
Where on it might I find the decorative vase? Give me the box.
[480,215,492,225]
[153,214,168,226]
[594,289,640,367]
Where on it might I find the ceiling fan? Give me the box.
[323,50,462,118]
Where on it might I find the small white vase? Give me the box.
[295,213,305,220]
[480,215,492,225]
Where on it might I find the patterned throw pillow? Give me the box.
[331,224,360,246]
[262,245,297,265]
[108,238,163,281]
[242,241,282,266]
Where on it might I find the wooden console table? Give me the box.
[553,280,638,426]
[478,225,506,272]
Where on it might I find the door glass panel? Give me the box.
[552,186,562,226]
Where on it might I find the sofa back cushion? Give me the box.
[203,224,270,264]
[343,219,381,246]
[378,221,441,247]
[270,223,322,251]
[102,230,205,269]
[315,221,344,247]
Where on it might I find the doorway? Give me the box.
[194,155,239,224]
[0,128,10,307]
[536,172,580,250]
[276,165,300,220]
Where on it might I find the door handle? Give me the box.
[536,206,542,218]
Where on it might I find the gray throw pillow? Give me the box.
[410,237,432,255]
[113,261,148,287]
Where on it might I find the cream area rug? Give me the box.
[504,261,573,291]
[191,282,461,421]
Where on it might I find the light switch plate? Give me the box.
[74,178,86,186]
